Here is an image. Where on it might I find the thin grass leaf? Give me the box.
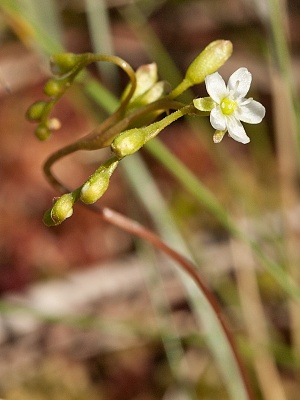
[145,138,300,301]
[22,0,63,44]
[85,0,118,90]
[122,154,249,400]
[0,0,63,53]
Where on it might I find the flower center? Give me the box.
[220,97,237,115]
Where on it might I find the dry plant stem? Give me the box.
[270,67,300,359]
[98,206,255,400]
[266,0,300,360]
[231,236,287,400]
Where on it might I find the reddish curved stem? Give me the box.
[96,206,255,400]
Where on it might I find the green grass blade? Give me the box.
[84,0,118,89]
[145,138,300,300]
[0,0,63,53]
[122,154,249,400]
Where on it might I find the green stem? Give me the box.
[168,78,193,99]
[85,53,137,111]
[43,99,187,192]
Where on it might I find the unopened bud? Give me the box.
[111,129,145,159]
[44,78,69,97]
[132,63,158,100]
[139,81,170,106]
[35,125,51,141]
[80,159,119,204]
[80,177,109,204]
[50,193,74,224]
[122,63,158,106]
[185,40,233,85]
[26,101,47,122]
[50,53,84,76]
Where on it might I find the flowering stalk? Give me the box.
[42,98,185,194]
[25,41,266,400]
[25,40,267,229]
[111,105,197,159]
[25,41,266,224]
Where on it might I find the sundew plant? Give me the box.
[27,40,264,226]
[25,40,267,400]
[2,0,300,399]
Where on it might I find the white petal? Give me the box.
[236,99,266,124]
[205,72,228,103]
[210,106,227,131]
[228,68,252,98]
[226,116,250,144]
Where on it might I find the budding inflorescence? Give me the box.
[26,53,88,140]
[27,40,265,226]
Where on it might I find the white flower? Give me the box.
[193,67,266,144]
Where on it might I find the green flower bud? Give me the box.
[35,125,51,141]
[80,177,109,204]
[111,129,145,159]
[50,193,74,224]
[185,40,233,85]
[44,78,69,97]
[26,101,47,122]
[50,53,84,76]
[80,159,119,204]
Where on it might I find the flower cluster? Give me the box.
[26,41,266,226]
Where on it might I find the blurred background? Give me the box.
[0,0,300,399]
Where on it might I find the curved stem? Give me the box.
[78,54,138,135]
[43,99,186,193]
[85,54,137,111]
[93,205,255,400]
[82,98,187,148]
